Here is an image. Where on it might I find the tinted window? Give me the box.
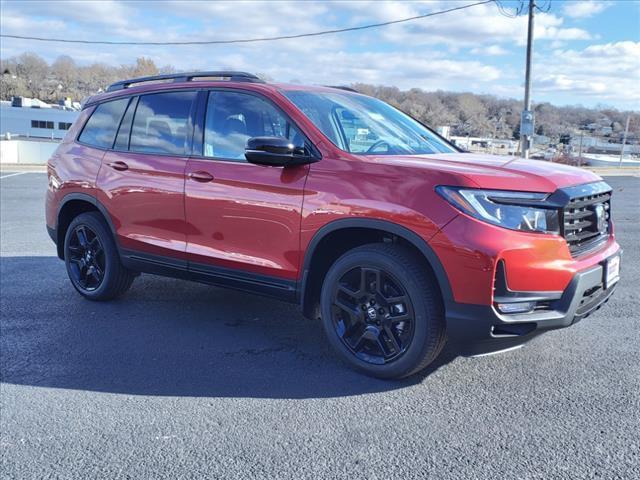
[203,91,303,161]
[130,91,196,155]
[78,98,129,148]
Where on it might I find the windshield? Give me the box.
[283,90,456,155]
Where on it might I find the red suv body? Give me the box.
[45,72,621,378]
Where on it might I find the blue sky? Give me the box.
[1,0,639,109]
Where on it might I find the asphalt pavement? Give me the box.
[1,171,638,479]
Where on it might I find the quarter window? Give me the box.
[78,98,129,149]
[203,91,303,161]
[129,91,196,155]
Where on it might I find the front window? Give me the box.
[203,91,303,161]
[284,90,456,155]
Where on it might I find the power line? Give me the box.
[535,0,552,13]
[495,0,526,18]
[0,0,495,46]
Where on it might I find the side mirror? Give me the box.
[245,136,317,167]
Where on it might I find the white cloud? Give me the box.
[534,41,640,107]
[471,45,509,56]
[344,3,591,47]
[561,0,612,19]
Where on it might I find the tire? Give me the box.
[320,243,446,379]
[63,211,135,301]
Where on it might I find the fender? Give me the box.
[55,192,120,258]
[299,217,454,310]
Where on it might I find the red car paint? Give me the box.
[46,78,621,351]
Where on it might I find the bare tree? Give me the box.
[14,52,49,98]
[51,55,77,97]
[0,52,637,142]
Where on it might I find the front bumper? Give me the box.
[445,250,621,355]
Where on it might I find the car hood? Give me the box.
[369,153,602,192]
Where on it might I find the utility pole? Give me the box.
[578,130,584,167]
[619,115,630,167]
[521,0,535,159]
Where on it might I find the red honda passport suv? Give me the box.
[45,72,622,378]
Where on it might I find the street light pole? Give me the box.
[619,114,630,167]
[521,0,535,159]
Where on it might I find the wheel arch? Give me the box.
[299,218,453,319]
[56,193,118,260]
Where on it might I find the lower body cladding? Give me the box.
[445,250,622,356]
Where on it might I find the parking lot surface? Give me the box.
[1,172,638,479]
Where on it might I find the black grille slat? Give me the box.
[565,230,602,242]
[566,193,611,209]
[562,188,611,256]
[564,210,593,221]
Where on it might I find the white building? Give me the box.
[1,97,80,140]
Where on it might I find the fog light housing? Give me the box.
[496,301,536,314]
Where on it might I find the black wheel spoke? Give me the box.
[93,263,104,277]
[385,294,407,304]
[382,325,401,354]
[76,226,89,247]
[389,313,411,322]
[337,284,359,302]
[357,268,368,295]
[334,298,361,321]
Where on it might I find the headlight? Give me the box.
[436,186,560,234]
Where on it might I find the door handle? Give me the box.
[108,161,129,171]
[189,171,214,183]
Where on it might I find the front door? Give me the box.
[184,90,309,285]
[97,90,197,265]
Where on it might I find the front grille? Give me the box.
[562,190,611,256]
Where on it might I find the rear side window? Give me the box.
[78,98,129,148]
[113,97,136,151]
[129,91,196,155]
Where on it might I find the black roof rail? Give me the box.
[106,71,264,92]
[325,85,358,93]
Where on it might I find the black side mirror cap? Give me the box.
[245,136,319,167]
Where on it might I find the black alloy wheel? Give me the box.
[331,266,415,365]
[320,243,446,379]
[67,224,106,292]
[64,212,135,301]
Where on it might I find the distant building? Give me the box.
[436,126,451,139]
[570,135,640,155]
[1,97,80,140]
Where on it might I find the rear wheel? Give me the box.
[64,212,134,301]
[320,243,446,379]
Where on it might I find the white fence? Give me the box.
[0,139,59,164]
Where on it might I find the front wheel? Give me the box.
[64,212,135,301]
[320,243,446,379]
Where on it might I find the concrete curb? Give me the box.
[0,164,47,172]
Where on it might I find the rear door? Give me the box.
[97,90,197,266]
[184,89,310,286]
